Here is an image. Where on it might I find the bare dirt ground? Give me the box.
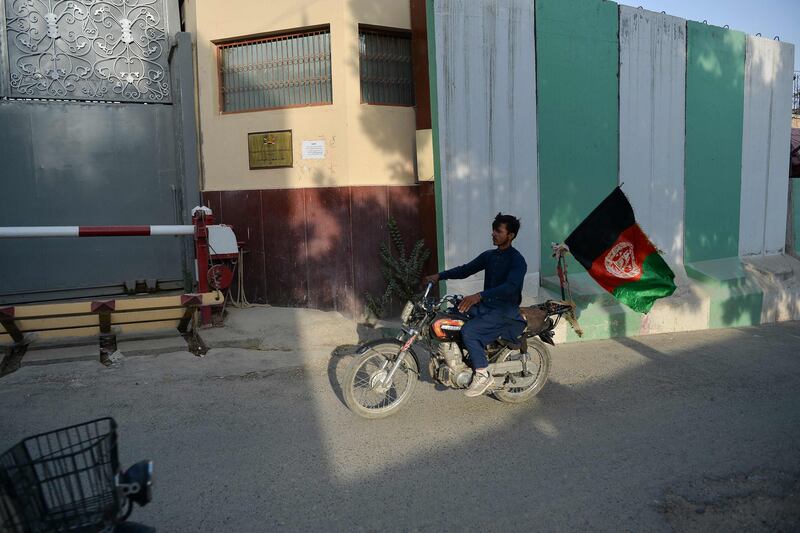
[2,318,799,531]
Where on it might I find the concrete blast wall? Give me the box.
[619,7,686,270]
[739,37,795,256]
[429,0,799,339]
[432,0,540,299]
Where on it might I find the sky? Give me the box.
[626,0,800,71]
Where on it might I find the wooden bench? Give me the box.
[0,292,223,376]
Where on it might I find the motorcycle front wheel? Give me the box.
[343,342,418,419]
[493,338,551,404]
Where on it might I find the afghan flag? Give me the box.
[564,187,676,314]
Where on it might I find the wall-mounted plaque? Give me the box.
[248,130,293,169]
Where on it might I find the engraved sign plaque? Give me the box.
[248,130,293,169]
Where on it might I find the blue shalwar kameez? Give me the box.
[438,246,527,369]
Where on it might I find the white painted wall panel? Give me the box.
[433,0,540,297]
[619,7,686,268]
[739,37,795,256]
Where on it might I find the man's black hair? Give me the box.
[493,212,520,237]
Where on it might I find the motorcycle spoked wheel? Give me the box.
[343,343,419,419]
[492,338,551,404]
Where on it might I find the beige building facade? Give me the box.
[182,0,418,191]
[180,0,436,315]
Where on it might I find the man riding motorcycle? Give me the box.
[423,213,527,397]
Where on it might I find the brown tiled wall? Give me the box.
[203,183,437,317]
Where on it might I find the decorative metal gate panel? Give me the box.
[0,0,198,305]
[3,0,170,101]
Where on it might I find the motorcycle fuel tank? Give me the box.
[430,313,466,341]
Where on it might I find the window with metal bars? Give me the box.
[217,27,332,113]
[359,27,415,106]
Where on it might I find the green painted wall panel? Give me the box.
[684,22,746,263]
[535,0,619,277]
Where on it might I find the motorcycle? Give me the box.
[0,418,154,532]
[343,282,577,419]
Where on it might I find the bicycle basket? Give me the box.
[0,418,121,532]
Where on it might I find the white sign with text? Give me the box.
[302,140,326,160]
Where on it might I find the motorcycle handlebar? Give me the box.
[422,281,434,299]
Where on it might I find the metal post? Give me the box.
[0,307,28,376]
[171,32,203,293]
[178,294,209,355]
[92,300,118,365]
[192,210,213,326]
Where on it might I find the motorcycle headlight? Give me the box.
[400,301,414,324]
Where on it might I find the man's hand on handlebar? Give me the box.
[422,273,440,286]
[458,293,481,313]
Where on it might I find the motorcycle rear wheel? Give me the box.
[493,338,551,403]
[343,343,418,419]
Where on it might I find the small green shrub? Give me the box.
[365,217,431,319]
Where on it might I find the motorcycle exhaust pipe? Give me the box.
[487,360,525,375]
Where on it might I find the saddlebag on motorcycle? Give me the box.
[520,305,549,334]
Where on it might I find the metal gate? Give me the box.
[0,0,200,304]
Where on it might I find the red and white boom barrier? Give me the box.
[0,225,195,238]
[0,207,236,325]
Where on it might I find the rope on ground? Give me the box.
[227,249,270,309]
[228,249,251,308]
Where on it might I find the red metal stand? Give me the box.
[192,209,214,326]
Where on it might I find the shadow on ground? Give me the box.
[2,322,799,531]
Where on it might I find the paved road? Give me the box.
[2,322,800,531]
